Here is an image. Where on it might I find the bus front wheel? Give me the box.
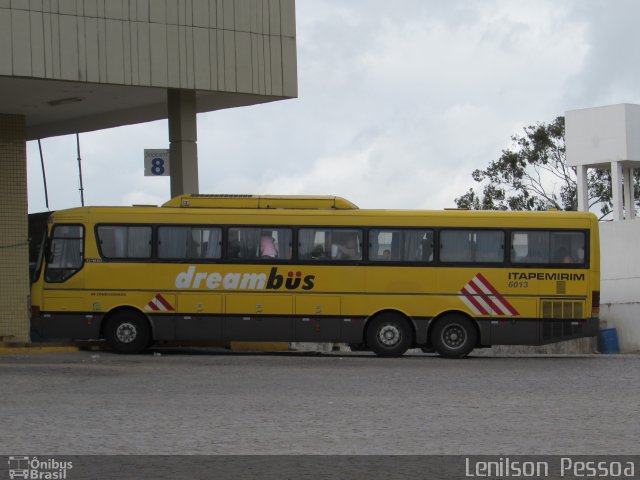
[366,313,412,357]
[432,314,477,358]
[104,311,151,354]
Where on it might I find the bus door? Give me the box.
[34,224,86,339]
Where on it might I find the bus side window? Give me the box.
[228,227,292,261]
[441,230,503,263]
[331,230,361,260]
[440,230,472,262]
[406,230,433,262]
[420,237,433,261]
[550,231,585,265]
[97,225,152,259]
[299,228,361,261]
[370,229,433,262]
[199,228,222,259]
[369,230,393,261]
[512,231,550,264]
[228,228,258,259]
[475,231,504,262]
[98,228,116,257]
[511,230,585,265]
[258,230,292,259]
[299,229,323,260]
[158,226,189,258]
[511,232,529,263]
[310,244,328,260]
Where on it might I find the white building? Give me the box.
[566,104,640,352]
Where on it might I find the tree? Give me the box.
[454,116,638,219]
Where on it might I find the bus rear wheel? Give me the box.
[104,311,151,354]
[432,314,477,358]
[366,313,412,357]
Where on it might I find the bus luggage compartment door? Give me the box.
[294,296,341,342]
[225,294,294,341]
[174,294,224,341]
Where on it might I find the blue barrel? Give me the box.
[598,328,620,354]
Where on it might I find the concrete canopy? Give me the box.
[0,0,297,139]
[0,76,285,140]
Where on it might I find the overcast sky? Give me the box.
[25,0,640,213]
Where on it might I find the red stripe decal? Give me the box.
[155,294,175,311]
[467,280,504,315]
[461,286,490,315]
[475,273,519,315]
[147,301,160,311]
[458,273,520,317]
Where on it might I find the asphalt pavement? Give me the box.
[1,349,638,455]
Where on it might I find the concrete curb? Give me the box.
[0,344,80,355]
[0,341,292,354]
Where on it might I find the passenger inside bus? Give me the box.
[260,235,277,258]
[228,240,241,259]
[311,245,328,260]
[557,247,574,264]
[332,236,360,260]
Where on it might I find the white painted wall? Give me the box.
[566,104,640,167]
[566,104,640,352]
[599,221,640,352]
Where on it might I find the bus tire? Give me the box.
[432,314,477,358]
[104,311,151,354]
[366,313,412,357]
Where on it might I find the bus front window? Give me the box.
[44,225,84,282]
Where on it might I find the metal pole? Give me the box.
[37,139,50,210]
[76,133,85,206]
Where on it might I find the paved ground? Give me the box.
[1,349,638,455]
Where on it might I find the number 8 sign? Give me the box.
[144,149,170,176]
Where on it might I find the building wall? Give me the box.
[599,221,640,352]
[0,0,297,97]
[0,114,29,343]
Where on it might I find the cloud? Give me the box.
[25,0,640,213]
[564,0,640,108]
[247,0,590,209]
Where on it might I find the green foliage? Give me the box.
[454,116,640,219]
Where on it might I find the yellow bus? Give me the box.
[30,194,600,357]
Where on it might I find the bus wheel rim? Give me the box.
[378,324,401,347]
[115,322,137,344]
[441,323,466,349]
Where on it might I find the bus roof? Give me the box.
[162,194,359,210]
[48,195,599,229]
